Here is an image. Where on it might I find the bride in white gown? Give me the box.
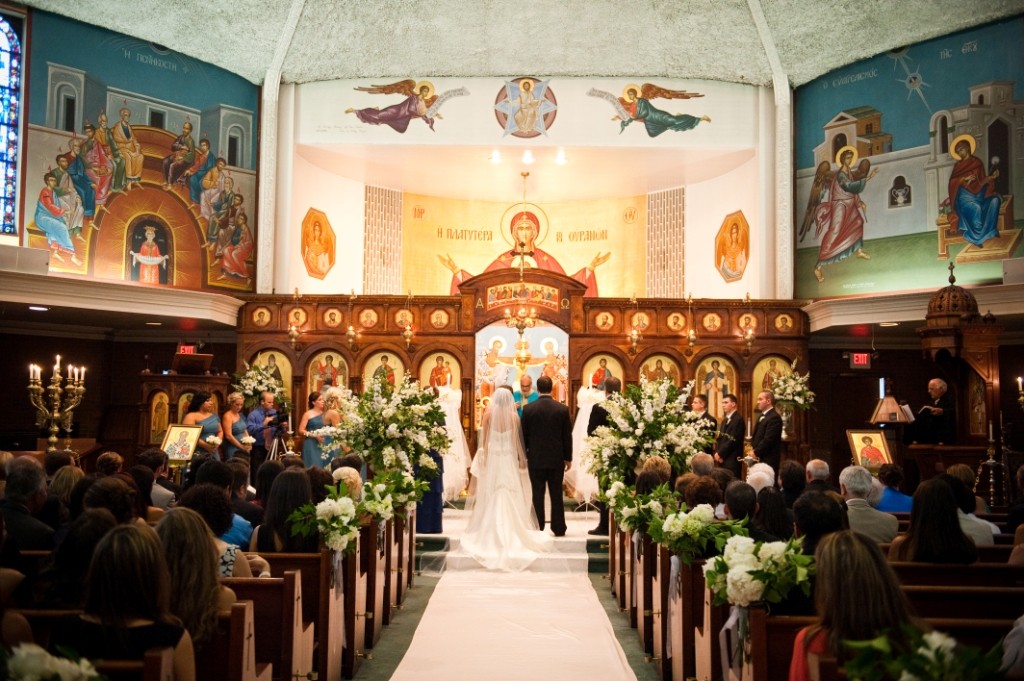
[459,388,554,571]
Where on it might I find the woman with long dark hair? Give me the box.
[250,469,319,553]
[888,477,978,564]
[182,391,223,458]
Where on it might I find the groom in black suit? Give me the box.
[751,390,783,472]
[521,375,573,536]
[714,393,745,477]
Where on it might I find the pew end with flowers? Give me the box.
[1,642,105,681]
[842,625,1004,681]
[648,503,749,565]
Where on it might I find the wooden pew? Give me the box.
[93,647,174,681]
[693,584,728,681]
[16,608,82,648]
[261,550,351,681]
[746,607,1015,681]
[383,518,397,625]
[390,513,412,609]
[625,529,637,628]
[361,519,386,648]
[195,601,272,681]
[404,508,416,594]
[609,515,619,600]
[881,543,1014,562]
[891,561,1024,587]
[649,544,672,681]
[902,585,1024,620]
[221,571,314,681]
[635,533,657,654]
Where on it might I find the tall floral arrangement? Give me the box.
[648,503,749,565]
[585,378,713,491]
[703,535,814,608]
[233,361,291,411]
[770,358,815,410]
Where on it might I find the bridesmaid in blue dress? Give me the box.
[298,392,328,468]
[182,391,223,460]
[221,391,252,460]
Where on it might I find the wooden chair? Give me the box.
[221,571,313,681]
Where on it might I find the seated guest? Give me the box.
[641,456,672,483]
[888,478,978,564]
[793,491,843,557]
[306,466,335,506]
[50,524,195,681]
[0,457,55,550]
[875,463,913,513]
[254,459,285,508]
[48,465,84,519]
[941,473,995,546]
[33,509,117,608]
[804,459,834,493]
[748,462,775,483]
[177,484,267,577]
[724,481,778,542]
[1,514,32,647]
[946,463,992,517]
[280,453,305,470]
[83,476,140,525]
[755,486,793,540]
[95,451,124,476]
[690,452,714,477]
[43,450,75,482]
[332,467,362,502]
[684,475,722,510]
[136,448,177,510]
[673,473,699,500]
[156,508,237,650]
[126,465,165,524]
[250,470,319,553]
[228,462,263,526]
[746,470,774,494]
[839,465,898,544]
[778,460,806,508]
[0,451,13,499]
[789,531,919,681]
[194,459,253,547]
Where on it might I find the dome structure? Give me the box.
[925,264,980,329]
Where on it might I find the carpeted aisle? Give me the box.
[389,569,638,681]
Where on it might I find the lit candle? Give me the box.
[28,364,33,380]
[80,367,85,382]
[1018,376,1023,392]
[68,365,74,381]
[55,354,61,370]
[989,420,993,441]
[747,417,752,434]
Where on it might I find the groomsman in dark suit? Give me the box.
[585,376,622,535]
[751,390,783,472]
[522,375,573,536]
[714,393,745,477]
[690,394,718,453]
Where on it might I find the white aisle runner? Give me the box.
[390,569,638,681]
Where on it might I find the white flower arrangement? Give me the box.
[845,625,1003,680]
[770,358,815,410]
[360,480,395,522]
[205,435,222,446]
[585,377,713,492]
[290,487,361,554]
[648,503,748,565]
[703,535,814,607]
[233,361,291,411]
[240,434,256,445]
[1,643,102,681]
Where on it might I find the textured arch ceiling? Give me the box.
[21,0,1024,87]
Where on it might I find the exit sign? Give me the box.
[178,344,197,355]
[849,352,872,369]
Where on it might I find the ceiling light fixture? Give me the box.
[555,149,567,165]
[489,149,502,164]
[28,306,48,312]
[879,322,900,327]
[145,322,162,326]
[521,150,535,165]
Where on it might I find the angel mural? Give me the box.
[587,83,710,137]
[799,145,878,283]
[345,79,469,133]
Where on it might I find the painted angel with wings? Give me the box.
[345,79,469,133]
[587,83,710,137]
[800,146,878,283]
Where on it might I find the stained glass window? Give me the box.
[0,15,20,235]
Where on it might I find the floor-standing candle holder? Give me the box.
[27,355,86,453]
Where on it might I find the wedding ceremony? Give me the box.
[2,1,1024,680]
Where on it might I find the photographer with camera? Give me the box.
[246,391,283,484]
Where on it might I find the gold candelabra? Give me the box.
[27,355,87,453]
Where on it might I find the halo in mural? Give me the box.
[420,352,461,389]
[694,355,736,423]
[363,352,404,388]
[306,351,348,394]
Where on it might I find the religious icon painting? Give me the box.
[363,352,404,389]
[630,311,651,330]
[301,208,336,280]
[582,354,623,390]
[322,308,343,329]
[696,354,736,423]
[430,309,449,329]
[639,354,681,387]
[702,312,722,332]
[493,77,558,139]
[176,392,194,424]
[150,391,170,444]
[420,353,461,390]
[359,308,379,329]
[774,313,794,333]
[161,424,202,465]
[846,430,891,470]
[594,311,615,331]
[666,312,686,332]
[307,351,348,394]
[251,350,293,393]
[288,307,307,327]
[738,312,759,332]
[394,308,414,329]
[251,306,272,327]
[714,211,750,283]
[753,354,791,396]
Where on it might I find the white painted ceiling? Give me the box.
[21,0,1024,201]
